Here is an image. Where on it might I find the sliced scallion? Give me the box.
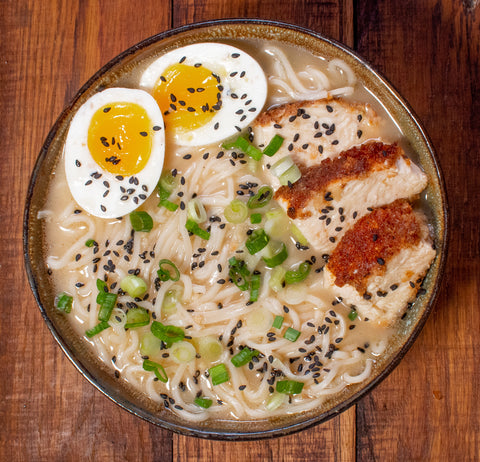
[157,172,178,211]
[271,156,294,177]
[284,261,311,284]
[224,199,248,224]
[247,186,273,209]
[262,241,288,267]
[98,292,117,322]
[249,273,261,302]
[124,307,150,329]
[194,397,213,409]
[250,213,262,224]
[187,198,207,223]
[223,135,262,161]
[283,327,301,342]
[120,275,147,298]
[272,315,284,329]
[129,211,153,232]
[162,285,183,316]
[142,359,168,382]
[263,134,284,157]
[265,392,287,411]
[151,321,184,347]
[279,164,301,186]
[170,341,196,363]
[228,257,250,291]
[209,363,230,386]
[85,239,96,248]
[348,309,358,321]
[96,278,108,304]
[85,321,109,338]
[139,332,162,357]
[246,229,270,255]
[56,293,73,313]
[196,336,223,363]
[157,259,180,282]
[269,266,286,292]
[231,346,259,367]
[291,223,309,246]
[185,218,210,240]
[276,380,304,395]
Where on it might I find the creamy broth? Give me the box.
[40,39,419,422]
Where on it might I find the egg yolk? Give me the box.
[87,102,152,175]
[152,63,221,133]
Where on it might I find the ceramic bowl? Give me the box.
[24,19,448,440]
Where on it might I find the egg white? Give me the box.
[139,42,268,146]
[64,88,165,218]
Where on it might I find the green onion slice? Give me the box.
[231,346,259,367]
[279,164,301,186]
[276,380,304,395]
[157,259,180,282]
[187,198,207,223]
[223,135,262,161]
[85,321,110,338]
[271,156,294,177]
[263,134,284,157]
[196,336,223,363]
[162,286,182,316]
[185,218,210,240]
[250,213,262,224]
[262,241,288,267]
[284,261,311,284]
[283,327,301,342]
[85,239,96,248]
[98,292,117,322]
[194,397,213,409]
[246,229,270,255]
[249,273,261,302]
[151,321,184,347]
[56,293,73,313]
[209,363,230,386]
[170,341,196,363]
[159,171,178,193]
[247,186,273,209]
[139,332,162,357]
[269,266,286,292]
[96,278,108,304]
[266,392,287,411]
[228,257,250,291]
[120,275,147,298]
[124,307,150,329]
[129,211,153,232]
[348,309,358,321]
[291,223,309,246]
[224,199,248,224]
[272,315,284,329]
[142,359,168,383]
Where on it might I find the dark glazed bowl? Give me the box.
[24,19,448,440]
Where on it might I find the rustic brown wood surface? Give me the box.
[1,0,478,460]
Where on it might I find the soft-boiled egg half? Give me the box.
[140,42,268,146]
[64,88,165,218]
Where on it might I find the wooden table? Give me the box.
[2,1,478,460]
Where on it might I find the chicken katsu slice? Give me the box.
[273,141,428,253]
[251,98,382,189]
[323,200,436,327]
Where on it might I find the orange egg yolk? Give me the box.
[88,102,152,175]
[152,63,221,133]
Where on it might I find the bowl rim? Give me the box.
[23,18,449,440]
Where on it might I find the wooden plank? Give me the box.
[0,1,173,461]
[170,1,355,460]
[355,1,480,460]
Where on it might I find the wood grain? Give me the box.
[1,0,478,460]
[355,0,480,460]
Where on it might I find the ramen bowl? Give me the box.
[24,19,448,439]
